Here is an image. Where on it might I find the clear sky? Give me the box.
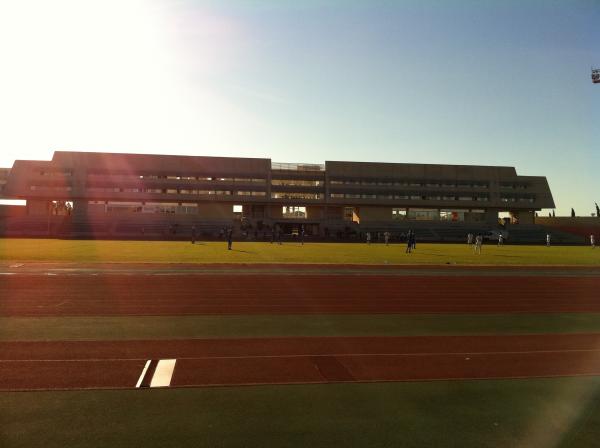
[0,0,598,215]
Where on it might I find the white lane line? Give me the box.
[5,348,600,363]
[150,359,177,388]
[135,360,151,388]
[9,263,24,268]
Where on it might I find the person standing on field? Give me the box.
[227,227,233,250]
[191,225,197,244]
[366,232,371,245]
[467,233,473,246]
[384,231,390,246]
[591,234,596,249]
[498,234,504,246]
[475,234,482,254]
[546,233,551,247]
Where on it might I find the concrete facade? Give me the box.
[0,151,555,237]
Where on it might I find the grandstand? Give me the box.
[0,150,573,242]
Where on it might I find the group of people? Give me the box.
[189,225,597,251]
[366,230,416,253]
[546,233,596,248]
[466,233,483,254]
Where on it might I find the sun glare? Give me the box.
[0,0,253,168]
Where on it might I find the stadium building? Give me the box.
[0,150,565,241]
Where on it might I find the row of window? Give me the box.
[271,192,324,200]
[86,187,267,196]
[36,170,531,191]
[28,185,535,204]
[38,171,72,177]
[330,193,490,201]
[501,196,535,203]
[499,183,529,189]
[137,175,266,183]
[30,185,73,191]
[330,180,490,188]
[90,201,200,214]
[271,179,324,187]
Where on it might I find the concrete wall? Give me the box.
[198,203,234,220]
[358,206,391,222]
[306,206,323,220]
[27,200,49,216]
[536,217,600,227]
[268,205,283,219]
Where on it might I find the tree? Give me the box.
[571,208,576,218]
[596,203,600,218]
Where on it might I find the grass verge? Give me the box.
[4,313,600,341]
[3,377,600,447]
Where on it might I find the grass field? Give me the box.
[1,238,600,265]
[3,238,600,447]
[4,378,600,448]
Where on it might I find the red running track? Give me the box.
[1,274,600,315]
[3,334,600,391]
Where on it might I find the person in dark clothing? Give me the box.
[300,226,305,245]
[191,225,197,244]
[406,230,413,254]
[227,228,233,250]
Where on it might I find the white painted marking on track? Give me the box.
[150,359,177,387]
[135,360,151,388]
[0,272,17,275]
[9,263,24,268]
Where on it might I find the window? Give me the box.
[282,206,307,219]
[330,193,345,198]
[440,210,466,221]
[392,208,407,220]
[271,179,323,187]
[271,192,323,200]
[408,208,440,220]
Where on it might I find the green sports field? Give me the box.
[2,238,600,447]
[1,238,599,265]
[4,377,600,448]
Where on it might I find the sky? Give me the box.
[0,0,598,215]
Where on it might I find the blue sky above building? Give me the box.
[0,0,598,214]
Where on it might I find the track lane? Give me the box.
[2,275,600,315]
[3,334,600,391]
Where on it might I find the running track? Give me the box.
[3,335,600,391]
[3,270,600,391]
[1,274,600,315]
